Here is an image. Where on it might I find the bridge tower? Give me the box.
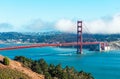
[77,21,83,54]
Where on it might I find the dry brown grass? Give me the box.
[0,55,44,79]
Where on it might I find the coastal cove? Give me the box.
[0,44,120,79]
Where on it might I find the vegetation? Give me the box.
[0,68,31,79]
[3,56,10,65]
[14,56,94,79]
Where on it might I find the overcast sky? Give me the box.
[0,0,120,33]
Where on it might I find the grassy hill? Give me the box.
[0,55,44,79]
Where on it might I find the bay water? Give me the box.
[0,44,120,79]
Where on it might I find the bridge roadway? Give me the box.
[0,42,102,50]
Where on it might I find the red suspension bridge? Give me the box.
[0,21,109,54]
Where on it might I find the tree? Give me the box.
[54,64,62,78]
[48,64,55,77]
[31,61,42,74]
[44,72,52,79]
[38,59,48,74]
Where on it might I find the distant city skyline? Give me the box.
[0,0,120,33]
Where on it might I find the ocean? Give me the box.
[0,44,120,79]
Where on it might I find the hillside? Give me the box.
[109,41,120,50]
[14,56,94,79]
[0,55,44,79]
[0,55,94,79]
[0,32,120,44]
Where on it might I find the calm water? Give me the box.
[0,44,120,79]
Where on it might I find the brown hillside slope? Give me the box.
[0,55,44,79]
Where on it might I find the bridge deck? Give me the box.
[0,42,101,50]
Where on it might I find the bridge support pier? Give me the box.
[77,21,83,54]
[99,42,110,52]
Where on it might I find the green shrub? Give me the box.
[3,56,10,65]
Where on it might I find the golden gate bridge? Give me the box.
[0,21,109,54]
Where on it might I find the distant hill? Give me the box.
[0,32,120,43]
